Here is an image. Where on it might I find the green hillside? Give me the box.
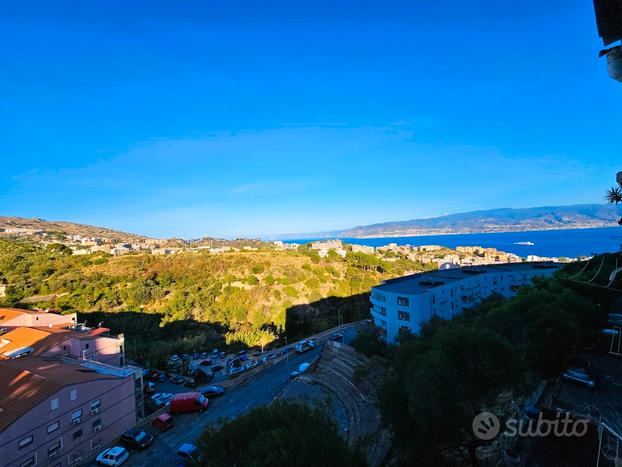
[0,239,434,365]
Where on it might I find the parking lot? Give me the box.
[125,325,358,466]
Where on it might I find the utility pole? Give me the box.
[285,336,289,379]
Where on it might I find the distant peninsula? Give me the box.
[273,204,622,240]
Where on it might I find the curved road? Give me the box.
[128,326,358,466]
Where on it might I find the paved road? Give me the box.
[128,326,358,466]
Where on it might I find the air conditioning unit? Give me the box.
[94,425,102,432]
[91,408,100,415]
[72,418,81,424]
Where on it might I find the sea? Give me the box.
[283,227,622,259]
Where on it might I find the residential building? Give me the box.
[0,357,139,467]
[0,308,77,328]
[310,240,343,251]
[350,244,376,254]
[370,262,562,343]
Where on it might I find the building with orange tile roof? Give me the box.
[0,307,77,328]
[0,356,139,467]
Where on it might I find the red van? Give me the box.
[152,413,174,432]
[169,392,209,415]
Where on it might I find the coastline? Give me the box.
[347,223,620,239]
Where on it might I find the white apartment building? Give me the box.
[370,262,562,343]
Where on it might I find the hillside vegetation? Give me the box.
[0,239,434,365]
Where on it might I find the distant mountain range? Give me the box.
[274,204,622,240]
[3,203,621,242]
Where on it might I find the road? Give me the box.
[128,325,358,466]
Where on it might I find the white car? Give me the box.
[96,446,129,466]
[150,392,173,407]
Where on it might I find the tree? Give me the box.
[379,324,522,465]
[606,171,622,225]
[197,400,366,467]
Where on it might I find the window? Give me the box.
[48,439,62,457]
[432,294,436,304]
[90,399,101,414]
[47,421,60,434]
[62,345,67,351]
[92,419,102,432]
[70,389,77,401]
[397,296,410,307]
[398,311,410,321]
[72,429,83,441]
[372,292,386,303]
[18,435,33,449]
[70,409,82,423]
[51,398,59,411]
[85,343,89,349]
[20,455,36,467]
[374,306,386,316]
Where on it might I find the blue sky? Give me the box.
[1,1,620,238]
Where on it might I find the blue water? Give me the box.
[284,227,622,258]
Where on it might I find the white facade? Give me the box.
[370,262,562,343]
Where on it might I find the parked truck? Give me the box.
[169,392,209,415]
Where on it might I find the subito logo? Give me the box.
[472,412,501,440]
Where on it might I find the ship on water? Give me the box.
[514,241,535,246]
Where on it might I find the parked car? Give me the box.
[150,393,174,408]
[96,447,129,466]
[152,413,174,432]
[157,373,167,383]
[176,443,203,466]
[199,359,212,366]
[147,370,161,381]
[200,352,208,359]
[200,385,225,398]
[184,379,200,389]
[211,364,224,372]
[169,392,209,414]
[563,359,596,389]
[169,355,181,364]
[247,359,259,369]
[120,429,154,450]
[266,353,276,361]
[229,365,247,375]
[144,381,156,394]
[210,348,220,357]
[289,371,300,381]
[329,333,344,341]
[170,375,185,385]
[295,340,313,354]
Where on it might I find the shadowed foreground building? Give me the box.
[370,262,562,343]
[0,308,143,467]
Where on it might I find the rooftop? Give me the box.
[374,262,562,295]
[0,325,115,359]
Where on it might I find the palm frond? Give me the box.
[606,187,622,204]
